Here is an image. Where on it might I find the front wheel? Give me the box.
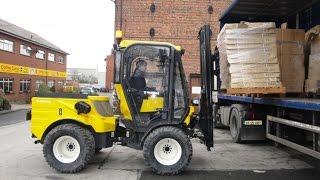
[143,126,193,175]
[43,124,95,173]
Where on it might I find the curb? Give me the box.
[0,108,30,115]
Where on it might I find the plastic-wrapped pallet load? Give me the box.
[217,22,281,90]
[217,21,305,93]
[305,25,320,93]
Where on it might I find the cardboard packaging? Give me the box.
[306,54,320,93]
[305,25,320,54]
[277,29,305,93]
[305,26,320,93]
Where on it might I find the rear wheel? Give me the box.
[143,126,192,175]
[43,124,95,173]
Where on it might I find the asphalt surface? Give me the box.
[0,109,28,127]
[0,111,319,180]
[140,169,320,180]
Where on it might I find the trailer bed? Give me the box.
[218,94,320,112]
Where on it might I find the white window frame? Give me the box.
[0,78,14,93]
[57,56,64,64]
[20,45,32,56]
[0,39,14,52]
[47,80,55,88]
[58,81,64,86]
[35,79,44,91]
[48,53,55,61]
[20,79,31,92]
[36,50,45,59]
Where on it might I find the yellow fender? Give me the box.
[31,96,117,141]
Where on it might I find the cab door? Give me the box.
[123,44,170,127]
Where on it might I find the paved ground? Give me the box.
[0,109,29,126]
[0,111,319,180]
[0,104,30,116]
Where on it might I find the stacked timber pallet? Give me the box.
[217,22,305,95]
[305,25,320,94]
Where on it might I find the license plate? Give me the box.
[244,120,262,126]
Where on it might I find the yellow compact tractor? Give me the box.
[29,25,214,175]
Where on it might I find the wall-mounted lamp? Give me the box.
[149,28,155,37]
[150,3,156,13]
[208,5,213,14]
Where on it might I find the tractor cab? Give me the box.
[113,37,190,133]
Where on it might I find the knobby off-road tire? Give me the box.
[143,126,193,175]
[43,124,95,173]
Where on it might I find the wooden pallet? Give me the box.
[227,87,286,96]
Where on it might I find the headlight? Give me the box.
[192,99,200,105]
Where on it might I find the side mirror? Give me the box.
[75,101,91,114]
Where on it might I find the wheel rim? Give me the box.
[53,136,80,163]
[230,116,237,138]
[154,138,182,166]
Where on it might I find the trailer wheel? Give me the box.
[230,108,242,143]
[213,104,224,128]
[143,126,192,175]
[43,124,95,173]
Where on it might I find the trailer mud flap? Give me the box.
[241,120,265,141]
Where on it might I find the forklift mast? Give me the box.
[198,25,214,150]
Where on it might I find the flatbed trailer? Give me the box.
[211,0,320,160]
[218,95,320,112]
[214,94,320,159]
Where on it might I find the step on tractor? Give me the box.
[28,25,214,175]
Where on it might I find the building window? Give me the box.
[20,45,32,56]
[58,81,64,86]
[47,80,55,88]
[48,53,55,61]
[0,78,13,93]
[36,50,45,59]
[57,56,64,64]
[0,39,14,52]
[35,79,44,90]
[20,79,31,92]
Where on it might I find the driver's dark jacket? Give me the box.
[129,76,146,91]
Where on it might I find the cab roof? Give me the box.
[119,40,182,51]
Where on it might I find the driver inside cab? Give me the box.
[130,59,147,91]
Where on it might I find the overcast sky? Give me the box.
[0,0,115,72]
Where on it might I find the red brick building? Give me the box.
[0,18,68,102]
[106,0,232,90]
[105,53,114,91]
